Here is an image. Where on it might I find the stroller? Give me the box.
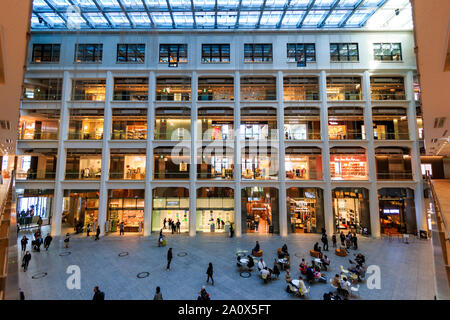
[32,239,41,252]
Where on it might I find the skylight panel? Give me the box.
[120,0,145,9]
[195,12,215,27]
[97,0,121,9]
[289,0,313,9]
[85,12,110,26]
[144,0,168,9]
[31,14,48,28]
[281,10,305,26]
[303,10,327,25]
[41,13,66,27]
[360,0,384,8]
[151,12,173,27]
[107,12,131,26]
[217,0,239,9]
[238,11,260,27]
[33,0,52,11]
[346,9,373,25]
[193,0,216,10]
[324,10,349,25]
[67,14,89,27]
[241,0,265,9]
[338,0,360,8]
[259,11,283,27]
[173,12,194,27]
[71,0,98,10]
[129,12,151,26]
[265,0,289,9]
[217,12,237,27]
[168,0,192,10]
[313,0,335,9]
[48,0,71,9]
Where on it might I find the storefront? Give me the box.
[19,109,59,140]
[153,147,190,179]
[16,151,57,181]
[196,187,234,232]
[152,187,190,233]
[240,107,277,140]
[198,107,234,141]
[287,188,324,234]
[328,107,365,140]
[375,147,412,180]
[68,108,104,140]
[16,189,53,225]
[241,146,278,180]
[332,188,371,235]
[154,107,191,140]
[330,147,368,180]
[107,189,145,233]
[65,150,102,180]
[242,187,279,234]
[284,107,321,140]
[285,147,322,180]
[156,77,191,101]
[197,147,234,180]
[197,77,234,101]
[62,189,99,232]
[111,108,147,140]
[372,107,409,140]
[378,188,417,235]
[109,149,146,180]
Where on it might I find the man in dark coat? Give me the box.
[166,248,173,270]
[22,251,31,272]
[95,226,100,240]
[44,233,53,251]
[93,286,105,300]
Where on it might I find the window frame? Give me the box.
[286,43,316,63]
[116,44,146,63]
[201,44,231,64]
[32,44,61,63]
[244,43,273,63]
[373,43,403,61]
[74,43,103,63]
[330,43,359,62]
[159,44,188,64]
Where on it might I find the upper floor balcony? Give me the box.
[285,147,323,180]
[109,149,146,180]
[72,79,106,101]
[370,77,406,101]
[23,78,62,101]
[198,107,234,141]
[197,146,234,180]
[375,147,413,180]
[18,109,59,140]
[197,77,234,101]
[330,147,368,181]
[153,146,190,180]
[154,107,190,140]
[327,76,362,101]
[283,76,319,101]
[156,77,190,101]
[111,108,147,140]
[241,76,276,101]
[113,77,148,101]
[373,107,409,140]
[328,107,365,140]
[68,108,104,140]
[65,150,102,180]
[284,107,321,140]
[240,107,277,141]
[16,152,57,181]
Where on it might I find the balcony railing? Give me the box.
[67,132,103,140]
[371,93,406,101]
[286,170,322,180]
[19,132,59,140]
[373,132,410,140]
[109,172,146,180]
[154,172,190,179]
[111,131,147,140]
[16,170,56,180]
[331,170,368,180]
[377,171,413,180]
[284,132,321,140]
[65,171,101,180]
[283,92,319,101]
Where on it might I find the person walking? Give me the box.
[229,223,234,238]
[64,233,70,248]
[22,251,31,272]
[206,262,214,285]
[171,222,175,234]
[153,286,163,300]
[197,286,210,300]
[322,233,329,251]
[332,234,337,248]
[20,235,28,252]
[86,224,91,237]
[166,248,173,270]
[119,221,125,236]
[163,218,167,230]
[95,226,100,240]
[37,216,43,231]
[44,233,53,251]
[176,220,181,234]
[93,286,105,300]
[340,231,345,246]
[353,233,358,250]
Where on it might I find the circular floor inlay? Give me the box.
[137,272,150,279]
[177,252,187,257]
[59,252,71,256]
[240,271,251,278]
[32,272,48,279]
[294,252,303,258]
[118,252,129,257]
[236,252,246,258]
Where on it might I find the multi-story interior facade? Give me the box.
[16,29,425,238]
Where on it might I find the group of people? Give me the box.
[299,258,328,283]
[163,218,182,234]
[339,231,358,251]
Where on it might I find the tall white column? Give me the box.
[234,71,242,237]
[277,71,287,237]
[319,70,333,235]
[51,71,71,236]
[144,71,156,236]
[189,71,198,237]
[405,70,425,232]
[363,71,380,238]
[97,71,113,236]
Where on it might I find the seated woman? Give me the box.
[313,270,327,283]
[272,262,280,279]
[339,277,351,298]
[252,241,260,254]
[355,253,366,266]
[313,242,321,252]
[299,259,308,275]
[247,255,255,269]
[257,258,266,272]
[285,269,292,283]
[297,276,307,296]
[282,244,288,254]
[321,255,330,271]
[331,274,341,288]
[305,267,315,283]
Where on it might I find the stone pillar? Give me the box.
[405,70,425,232]
[319,70,333,235]
[363,71,380,238]
[144,71,156,236]
[277,71,287,237]
[50,71,71,236]
[189,71,198,237]
[97,71,113,236]
[234,70,242,237]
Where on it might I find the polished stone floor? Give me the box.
[17,226,435,300]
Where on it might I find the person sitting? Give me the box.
[331,274,341,289]
[257,258,266,272]
[285,269,292,283]
[321,255,330,271]
[297,276,308,296]
[311,260,320,272]
[237,255,242,263]
[313,242,321,253]
[339,277,351,298]
[299,259,308,275]
[313,270,327,283]
[355,253,366,266]
[260,267,271,282]
[272,262,280,279]
[252,241,260,254]
[247,255,255,270]
[323,292,333,300]
[305,266,315,283]
[281,244,288,255]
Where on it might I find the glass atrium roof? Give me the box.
[30,0,413,30]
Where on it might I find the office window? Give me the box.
[202,44,230,63]
[373,43,402,61]
[244,44,272,63]
[75,44,103,63]
[330,43,359,62]
[287,43,316,63]
[159,44,188,64]
[32,44,60,63]
[117,44,145,63]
